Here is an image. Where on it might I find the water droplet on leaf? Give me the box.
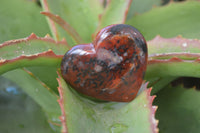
[110,123,128,133]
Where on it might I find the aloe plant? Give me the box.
[0,0,200,133]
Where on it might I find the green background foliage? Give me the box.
[0,0,200,133]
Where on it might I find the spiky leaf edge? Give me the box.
[57,70,158,133]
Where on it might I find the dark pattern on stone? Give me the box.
[61,24,148,102]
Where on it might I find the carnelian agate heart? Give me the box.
[61,24,147,102]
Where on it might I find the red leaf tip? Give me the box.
[44,34,52,39]
[0,59,6,63]
[28,33,38,40]
[195,58,200,62]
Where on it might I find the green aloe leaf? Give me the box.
[127,1,200,40]
[127,0,162,20]
[145,36,200,94]
[41,12,84,44]
[146,36,200,80]
[40,0,103,43]
[148,36,200,57]
[147,59,200,81]
[0,33,68,59]
[57,72,158,133]
[95,0,132,33]
[26,66,59,94]
[3,69,61,132]
[0,77,55,133]
[0,50,62,75]
[0,0,50,43]
[0,34,69,92]
[0,34,69,75]
[0,0,62,93]
[149,77,177,95]
[154,85,200,133]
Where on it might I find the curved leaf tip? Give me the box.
[41,11,83,44]
[40,0,60,41]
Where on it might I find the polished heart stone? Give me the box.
[61,24,147,102]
